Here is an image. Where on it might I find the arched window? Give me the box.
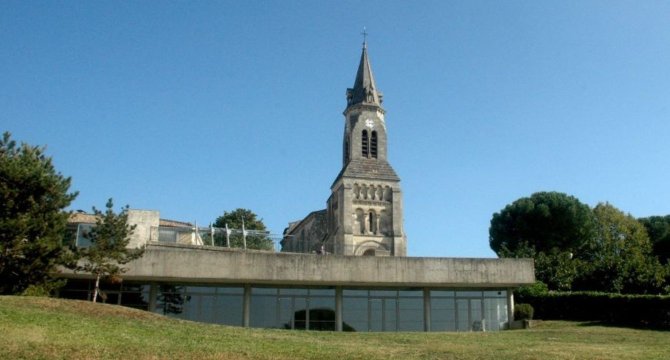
[363,249,376,256]
[368,211,377,234]
[362,130,369,157]
[371,131,378,158]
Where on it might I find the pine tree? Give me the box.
[0,132,77,294]
[77,199,144,302]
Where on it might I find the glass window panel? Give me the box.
[369,299,383,331]
[383,299,397,332]
[398,297,423,331]
[216,287,243,295]
[456,299,470,331]
[483,290,506,298]
[76,224,94,248]
[431,290,454,297]
[456,291,482,298]
[309,288,335,296]
[370,290,397,297]
[186,286,217,294]
[120,286,150,310]
[343,296,368,332]
[431,297,456,331]
[218,294,244,326]
[308,297,336,331]
[398,290,422,298]
[158,228,178,243]
[156,285,191,319]
[279,288,308,296]
[252,287,278,295]
[278,297,295,329]
[484,298,508,331]
[343,289,368,297]
[250,293,278,328]
[294,298,308,330]
[191,294,211,323]
[470,299,483,331]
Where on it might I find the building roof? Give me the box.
[332,158,400,187]
[68,212,98,224]
[346,45,383,108]
[68,212,192,228]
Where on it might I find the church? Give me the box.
[282,42,406,257]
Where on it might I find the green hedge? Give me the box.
[517,292,670,329]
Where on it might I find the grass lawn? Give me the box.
[0,296,668,359]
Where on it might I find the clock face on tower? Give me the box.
[365,118,374,129]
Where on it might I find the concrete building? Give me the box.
[58,44,535,332]
[61,231,533,332]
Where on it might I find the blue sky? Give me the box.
[3,1,670,257]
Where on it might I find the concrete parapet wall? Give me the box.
[111,243,534,287]
[127,210,160,248]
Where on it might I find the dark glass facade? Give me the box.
[59,280,509,332]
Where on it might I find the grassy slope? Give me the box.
[0,296,668,360]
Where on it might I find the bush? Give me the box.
[518,292,670,329]
[516,281,549,297]
[20,279,66,297]
[514,303,534,320]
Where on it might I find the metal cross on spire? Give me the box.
[361,27,368,48]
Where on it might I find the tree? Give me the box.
[76,199,144,302]
[489,191,596,256]
[575,203,665,294]
[638,215,670,264]
[489,192,596,291]
[212,208,273,250]
[0,132,78,294]
[534,250,580,291]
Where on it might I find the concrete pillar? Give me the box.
[423,288,431,332]
[243,284,251,328]
[335,286,343,332]
[507,288,515,329]
[148,283,158,312]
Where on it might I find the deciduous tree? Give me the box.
[575,203,665,294]
[212,208,273,250]
[638,215,670,264]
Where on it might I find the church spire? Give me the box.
[346,42,383,108]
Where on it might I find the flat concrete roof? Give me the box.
[64,243,534,288]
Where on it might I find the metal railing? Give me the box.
[150,225,284,252]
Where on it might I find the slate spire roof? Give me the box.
[346,44,383,108]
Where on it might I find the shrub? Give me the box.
[518,292,670,329]
[20,279,67,297]
[514,303,534,320]
[516,281,549,297]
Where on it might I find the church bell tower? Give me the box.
[326,42,406,256]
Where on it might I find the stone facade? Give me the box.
[280,210,328,253]
[284,45,406,256]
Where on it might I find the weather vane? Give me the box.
[361,27,368,48]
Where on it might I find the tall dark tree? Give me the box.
[0,132,78,294]
[638,215,670,264]
[212,208,273,250]
[489,191,596,256]
[76,199,144,302]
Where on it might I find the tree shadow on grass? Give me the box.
[576,321,669,331]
